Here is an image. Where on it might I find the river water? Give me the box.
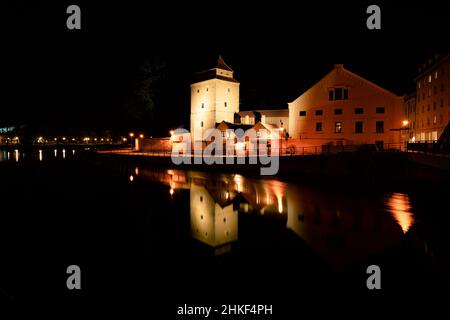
[1,148,449,314]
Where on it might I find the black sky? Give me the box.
[2,1,449,136]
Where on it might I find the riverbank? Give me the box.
[92,150,450,185]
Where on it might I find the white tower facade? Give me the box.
[190,56,240,141]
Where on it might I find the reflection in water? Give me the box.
[0,148,77,162]
[137,168,415,265]
[386,193,414,233]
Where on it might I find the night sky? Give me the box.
[2,1,449,136]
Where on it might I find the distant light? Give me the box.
[135,167,139,175]
[139,134,144,139]
[72,138,75,141]
[129,175,134,182]
[101,138,104,141]
[62,137,66,141]
[62,149,66,159]
[122,138,127,142]
[54,138,57,141]
[39,150,43,161]
[94,138,97,141]
[169,188,174,195]
[129,133,134,138]
[402,120,409,127]
[169,130,175,136]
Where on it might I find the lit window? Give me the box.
[435,71,438,79]
[418,82,421,89]
[335,122,342,133]
[316,122,322,132]
[376,121,384,133]
[428,75,432,83]
[299,111,307,117]
[376,107,385,114]
[315,110,323,116]
[433,115,437,124]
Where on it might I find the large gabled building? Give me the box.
[288,64,405,149]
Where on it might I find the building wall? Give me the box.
[288,65,404,146]
[190,73,239,141]
[411,56,450,142]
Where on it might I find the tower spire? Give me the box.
[217,55,233,71]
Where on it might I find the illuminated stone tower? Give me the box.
[190,56,240,141]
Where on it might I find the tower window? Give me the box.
[200,121,203,128]
[224,102,227,107]
[329,88,348,100]
[206,88,208,92]
[197,89,200,93]
[299,111,307,117]
[201,103,204,109]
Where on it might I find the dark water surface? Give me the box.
[1,148,449,315]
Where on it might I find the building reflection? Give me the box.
[138,168,414,264]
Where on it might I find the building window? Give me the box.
[434,86,437,95]
[201,103,204,109]
[428,75,432,83]
[334,108,343,115]
[335,122,342,133]
[418,82,421,89]
[433,115,437,124]
[315,110,323,116]
[316,122,322,132]
[224,102,227,107]
[355,107,364,114]
[433,102,436,110]
[376,107,385,114]
[329,88,348,101]
[376,121,384,133]
[200,121,203,128]
[299,111,307,117]
[334,88,343,100]
[355,121,363,133]
[197,89,200,93]
[428,88,432,97]
[206,88,208,92]
[228,88,230,92]
[435,71,438,79]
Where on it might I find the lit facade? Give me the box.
[288,64,404,148]
[408,54,450,142]
[190,56,240,142]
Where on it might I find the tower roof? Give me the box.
[217,55,233,71]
